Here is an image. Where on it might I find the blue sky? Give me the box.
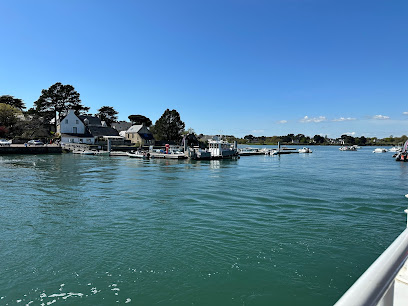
[1,0,407,138]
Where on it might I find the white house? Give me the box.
[58,109,119,144]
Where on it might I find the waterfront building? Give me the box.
[58,109,119,144]
[111,121,132,132]
[125,124,155,146]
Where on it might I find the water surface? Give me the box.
[1,146,407,305]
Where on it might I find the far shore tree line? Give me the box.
[232,133,408,146]
[0,82,406,146]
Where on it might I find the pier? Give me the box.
[0,144,62,154]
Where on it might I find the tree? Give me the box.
[154,109,185,142]
[281,134,293,143]
[13,115,50,139]
[340,134,355,145]
[313,134,325,144]
[0,103,20,128]
[34,82,89,130]
[128,114,152,126]
[96,106,118,126]
[359,136,367,145]
[0,95,25,110]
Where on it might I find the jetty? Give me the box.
[0,144,62,155]
[271,142,299,155]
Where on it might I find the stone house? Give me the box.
[125,124,155,146]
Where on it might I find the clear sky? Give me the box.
[1,0,407,138]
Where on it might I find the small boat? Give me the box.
[93,150,110,156]
[127,151,151,159]
[389,146,402,152]
[238,147,265,156]
[298,147,312,153]
[339,146,357,151]
[109,151,128,156]
[373,148,388,153]
[72,149,95,155]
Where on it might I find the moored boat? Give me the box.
[238,147,265,156]
[298,147,312,153]
[72,149,95,155]
[339,146,357,151]
[389,146,402,152]
[127,151,151,159]
[373,148,387,153]
[208,137,238,159]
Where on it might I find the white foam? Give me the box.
[46,300,56,305]
[62,292,84,300]
[125,298,131,303]
[48,293,66,298]
[91,288,99,294]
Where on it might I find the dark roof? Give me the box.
[87,126,119,137]
[78,115,102,126]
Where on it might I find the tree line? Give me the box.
[236,134,408,146]
[0,82,186,142]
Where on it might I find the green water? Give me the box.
[1,146,407,305]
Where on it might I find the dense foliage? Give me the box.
[236,133,408,146]
[0,103,20,129]
[0,95,25,110]
[154,109,185,142]
[96,106,118,126]
[128,114,152,126]
[34,82,89,129]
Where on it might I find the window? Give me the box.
[73,127,77,133]
[76,120,79,124]
[65,119,68,124]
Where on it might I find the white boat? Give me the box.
[93,150,110,156]
[339,146,357,151]
[109,151,128,156]
[126,151,150,159]
[72,149,110,156]
[373,148,388,153]
[238,147,264,156]
[389,146,402,152]
[298,147,312,153]
[208,137,238,159]
[72,149,95,155]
